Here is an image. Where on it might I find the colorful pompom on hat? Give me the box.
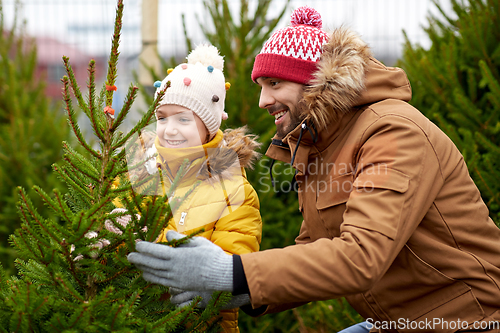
[251,6,330,84]
[154,44,227,137]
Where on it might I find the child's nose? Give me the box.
[164,122,178,135]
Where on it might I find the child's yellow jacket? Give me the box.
[151,128,262,333]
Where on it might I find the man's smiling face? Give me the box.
[256,77,305,139]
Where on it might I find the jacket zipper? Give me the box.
[179,212,187,225]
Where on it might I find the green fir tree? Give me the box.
[0,1,228,331]
[0,0,70,275]
[398,0,500,224]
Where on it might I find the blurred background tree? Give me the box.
[398,0,500,224]
[0,2,70,275]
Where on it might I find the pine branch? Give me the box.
[109,178,134,194]
[103,155,119,180]
[86,59,105,141]
[113,164,134,177]
[16,260,51,286]
[17,224,57,264]
[33,186,75,225]
[62,56,90,119]
[112,149,127,165]
[62,142,101,179]
[105,0,124,108]
[54,275,85,302]
[72,212,85,236]
[59,163,93,193]
[53,165,93,202]
[452,89,482,127]
[466,67,478,102]
[58,240,86,290]
[479,60,500,110]
[63,156,100,183]
[473,166,500,208]
[83,195,113,228]
[112,84,139,132]
[61,76,101,159]
[482,154,500,184]
[96,267,131,286]
[157,229,205,248]
[151,304,189,331]
[475,131,500,155]
[17,187,60,245]
[13,228,48,263]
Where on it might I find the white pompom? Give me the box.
[187,44,224,71]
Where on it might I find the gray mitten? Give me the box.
[127,231,233,292]
[169,287,250,310]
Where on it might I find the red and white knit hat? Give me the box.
[251,6,329,84]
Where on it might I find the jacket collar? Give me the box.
[156,127,262,183]
[266,110,360,174]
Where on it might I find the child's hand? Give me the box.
[169,287,211,308]
[169,287,250,310]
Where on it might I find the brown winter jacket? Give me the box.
[241,28,500,332]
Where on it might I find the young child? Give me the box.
[138,44,262,333]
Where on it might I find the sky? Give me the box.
[3,0,455,61]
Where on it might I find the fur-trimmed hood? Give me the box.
[129,126,260,188]
[197,126,261,180]
[302,27,412,130]
[151,126,261,183]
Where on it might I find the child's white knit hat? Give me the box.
[154,44,228,137]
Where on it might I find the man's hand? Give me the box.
[127,231,233,292]
[169,287,250,310]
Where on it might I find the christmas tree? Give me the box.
[0,1,227,331]
[398,0,500,224]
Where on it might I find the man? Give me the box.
[128,6,500,332]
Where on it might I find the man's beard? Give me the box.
[276,100,306,139]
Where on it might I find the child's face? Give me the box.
[156,104,208,148]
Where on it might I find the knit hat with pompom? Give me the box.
[251,6,330,84]
[154,44,228,137]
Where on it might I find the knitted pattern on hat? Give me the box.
[155,44,227,137]
[251,6,329,84]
